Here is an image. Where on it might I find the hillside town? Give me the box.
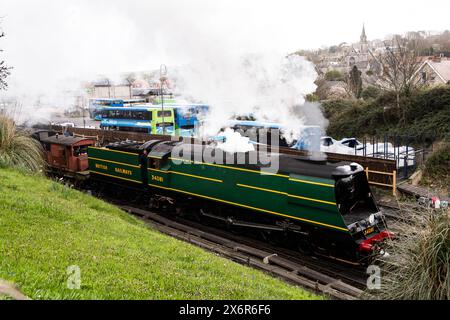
[297,25,450,99]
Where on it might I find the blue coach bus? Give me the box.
[99,103,209,135]
[89,98,147,120]
[171,103,209,129]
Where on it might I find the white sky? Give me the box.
[1,0,449,92]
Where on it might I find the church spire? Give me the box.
[360,23,367,43]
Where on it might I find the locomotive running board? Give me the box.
[200,211,285,231]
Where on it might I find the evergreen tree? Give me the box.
[346,66,363,99]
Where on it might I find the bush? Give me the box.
[0,115,45,172]
[306,93,319,102]
[361,86,381,100]
[374,206,450,300]
[422,141,450,187]
[324,85,450,144]
[405,85,450,121]
[325,69,344,81]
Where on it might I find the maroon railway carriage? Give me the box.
[40,135,96,173]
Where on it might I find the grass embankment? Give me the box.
[0,168,318,300]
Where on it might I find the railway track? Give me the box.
[379,204,411,225]
[119,205,368,300]
[178,217,369,288]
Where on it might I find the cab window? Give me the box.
[148,158,161,169]
[157,110,172,118]
[73,146,89,157]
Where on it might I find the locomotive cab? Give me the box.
[333,163,392,259]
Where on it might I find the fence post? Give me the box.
[393,170,397,197]
[376,136,378,156]
[403,156,408,178]
[372,137,375,156]
[422,143,425,164]
[365,167,369,180]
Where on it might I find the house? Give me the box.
[88,78,132,99]
[415,56,450,86]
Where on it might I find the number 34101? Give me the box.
[151,175,164,183]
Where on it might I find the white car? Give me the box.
[331,137,415,167]
[320,136,355,154]
[51,122,75,128]
[60,122,75,127]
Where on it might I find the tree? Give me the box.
[377,36,422,113]
[0,26,11,90]
[345,66,363,99]
[328,45,338,54]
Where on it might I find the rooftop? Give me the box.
[40,135,95,146]
[428,58,450,82]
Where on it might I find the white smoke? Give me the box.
[173,52,317,142]
[0,0,322,142]
[1,0,140,124]
[217,128,255,153]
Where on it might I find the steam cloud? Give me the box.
[1,0,324,142]
[173,53,318,142]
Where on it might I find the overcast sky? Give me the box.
[3,0,449,49]
[1,0,450,91]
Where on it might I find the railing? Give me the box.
[353,135,435,180]
[365,167,397,196]
[73,133,99,140]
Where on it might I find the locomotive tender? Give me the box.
[87,139,392,263]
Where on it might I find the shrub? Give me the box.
[422,141,450,187]
[306,93,320,102]
[0,115,45,172]
[361,86,381,100]
[324,85,450,144]
[325,69,344,81]
[374,206,450,300]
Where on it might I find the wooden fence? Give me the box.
[365,168,397,196]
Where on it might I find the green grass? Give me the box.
[0,168,319,300]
